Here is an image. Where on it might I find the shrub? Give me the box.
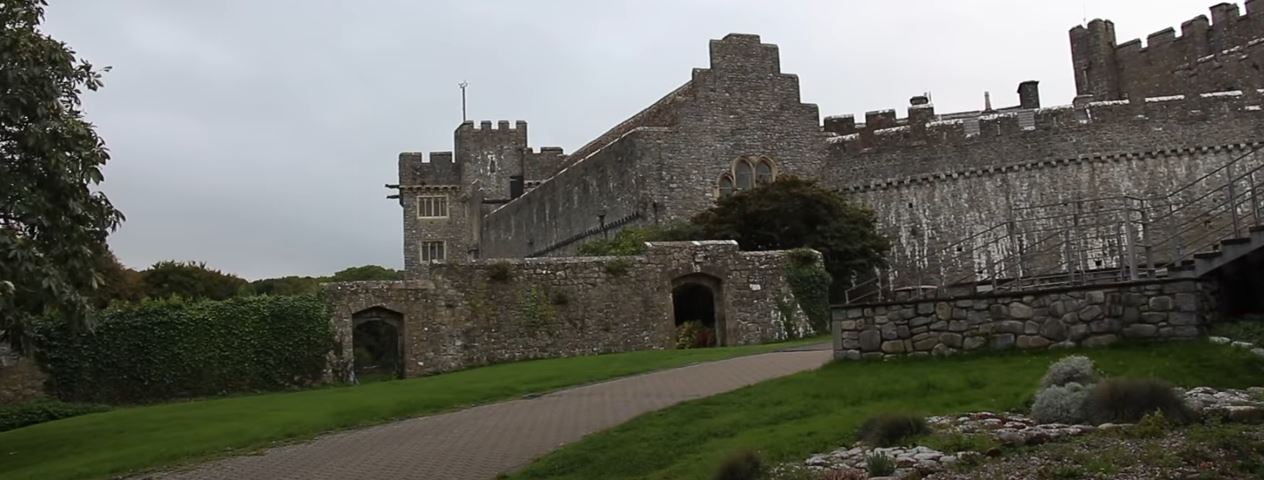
[1087,378,1197,425]
[784,250,832,333]
[35,295,333,404]
[1031,382,1091,424]
[1121,411,1172,439]
[856,413,930,447]
[865,452,896,477]
[487,262,514,282]
[604,258,634,277]
[1039,355,1097,389]
[0,399,109,432]
[713,449,764,480]
[676,321,716,349]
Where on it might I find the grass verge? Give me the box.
[508,341,1264,480]
[0,337,823,480]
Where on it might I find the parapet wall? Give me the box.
[1071,2,1264,101]
[832,279,1215,360]
[327,242,813,376]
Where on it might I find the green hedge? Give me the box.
[35,295,334,404]
[0,399,109,433]
[785,249,832,333]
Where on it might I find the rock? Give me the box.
[964,335,987,350]
[1174,293,1198,312]
[1078,305,1103,321]
[1017,335,1052,349]
[1082,334,1118,348]
[1252,348,1264,358]
[991,334,1016,350]
[1009,302,1035,319]
[1089,318,1120,333]
[1208,336,1232,345]
[1141,312,1167,324]
[996,431,1026,446]
[1122,323,1157,338]
[1086,290,1105,305]
[1149,296,1174,311]
[881,323,899,340]
[1231,341,1255,350]
[1169,312,1199,326]
[882,340,906,354]
[940,332,964,348]
[996,320,1025,334]
[859,329,882,352]
[909,316,933,328]
[916,302,933,315]
[1040,318,1067,341]
[935,302,953,321]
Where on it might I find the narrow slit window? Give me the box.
[417,195,449,218]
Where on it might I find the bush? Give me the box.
[35,295,334,404]
[1121,411,1172,439]
[713,449,764,480]
[784,250,832,333]
[865,452,896,477]
[604,258,634,277]
[0,399,109,432]
[856,413,930,447]
[1040,355,1097,389]
[676,321,716,349]
[1031,382,1091,424]
[1087,377,1197,425]
[487,262,514,282]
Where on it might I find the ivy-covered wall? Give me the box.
[325,241,817,377]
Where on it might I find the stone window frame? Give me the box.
[717,156,777,199]
[416,195,449,219]
[420,240,446,262]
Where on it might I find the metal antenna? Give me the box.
[458,81,469,122]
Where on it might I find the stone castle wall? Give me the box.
[832,278,1216,360]
[1072,2,1264,101]
[0,346,47,405]
[326,242,814,377]
[822,92,1264,287]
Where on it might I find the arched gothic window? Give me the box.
[755,159,773,185]
[735,159,754,189]
[718,174,735,198]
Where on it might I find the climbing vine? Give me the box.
[785,248,832,333]
[518,287,556,333]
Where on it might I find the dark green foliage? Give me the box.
[784,249,832,332]
[691,178,888,300]
[0,399,108,433]
[90,251,144,308]
[1,0,125,352]
[865,452,896,476]
[328,265,403,282]
[577,224,703,257]
[488,262,514,282]
[550,290,570,306]
[34,295,333,404]
[1210,318,1264,345]
[675,321,716,349]
[603,258,634,276]
[141,261,247,301]
[1087,377,1197,425]
[856,412,930,447]
[242,276,322,296]
[713,449,764,480]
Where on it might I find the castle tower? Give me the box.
[455,120,527,201]
[1069,19,1122,100]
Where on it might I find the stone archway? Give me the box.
[671,273,725,347]
[352,307,404,380]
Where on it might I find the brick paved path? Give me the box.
[156,344,832,480]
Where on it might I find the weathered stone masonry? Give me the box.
[326,242,813,377]
[832,278,1217,360]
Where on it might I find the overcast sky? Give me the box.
[43,0,1220,279]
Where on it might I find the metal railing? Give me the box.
[843,144,1264,304]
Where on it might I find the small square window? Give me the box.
[421,241,445,262]
[417,195,449,219]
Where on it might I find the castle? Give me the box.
[393,2,1264,286]
[322,3,1264,378]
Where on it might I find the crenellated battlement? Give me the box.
[826,89,1264,159]
[1071,2,1264,101]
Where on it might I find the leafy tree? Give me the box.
[1,1,123,352]
[242,276,322,296]
[692,177,889,298]
[141,261,247,301]
[328,265,403,282]
[90,251,144,308]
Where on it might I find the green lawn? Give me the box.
[509,341,1264,480]
[0,338,823,480]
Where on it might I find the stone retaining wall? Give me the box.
[831,279,1216,360]
[0,346,47,405]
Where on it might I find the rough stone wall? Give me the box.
[400,184,482,273]
[824,93,1264,287]
[1071,2,1264,101]
[327,242,813,376]
[0,346,46,405]
[455,120,527,202]
[832,279,1216,360]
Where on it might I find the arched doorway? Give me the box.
[352,307,404,381]
[671,274,724,347]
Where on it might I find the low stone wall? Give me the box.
[327,241,816,377]
[832,279,1215,360]
[0,346,47,405]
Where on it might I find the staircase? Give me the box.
[844,143,1264,305]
